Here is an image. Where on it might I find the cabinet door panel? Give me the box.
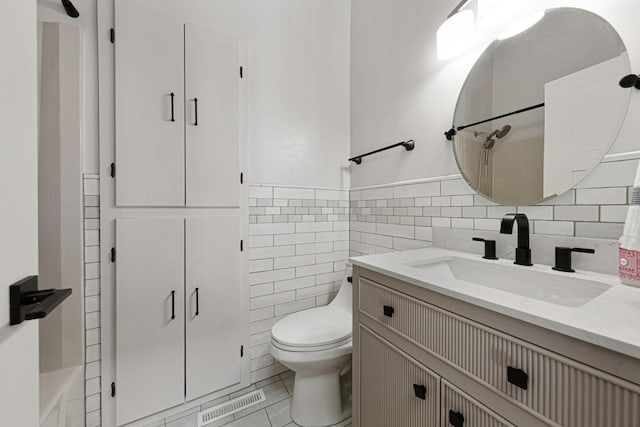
[185,25,241,207]
[115,0,185,206]
[359,326,439,427]
[186,216,243,400]
[115,218,185,425]
[441,380,515,427]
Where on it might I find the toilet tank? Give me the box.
[330,263,352,312]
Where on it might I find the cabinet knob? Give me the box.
[449,410,465,427]
[507,366,528,390]
[412,384,426,400]
[383,305,394,318]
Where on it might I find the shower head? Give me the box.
[495,124,512,139]
[487,125,512,140]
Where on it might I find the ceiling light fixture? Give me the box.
[437,9,475,61]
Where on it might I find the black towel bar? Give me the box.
[349,140,415,165]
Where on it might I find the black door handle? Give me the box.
[413,384,426,400]
[170,290,176,320]
[507,366,528,390]
[194,97,198,126]
[195,287,199,316]
[449,410,465,427]
[383,305,394,317]
[169,92,175,122]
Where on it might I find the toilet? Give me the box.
[270,263,353,427]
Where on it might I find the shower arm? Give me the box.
[445,102,545,141]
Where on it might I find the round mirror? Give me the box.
[452,7,631,206]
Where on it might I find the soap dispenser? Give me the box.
[619,164,640,287]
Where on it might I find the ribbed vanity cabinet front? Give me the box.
[359,326,440,427]
[441,380,514,427]
[359,277,640,427]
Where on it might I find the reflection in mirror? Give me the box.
[452,8,631,206]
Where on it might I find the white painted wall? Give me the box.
[350,0,640,188]
[38,0,100,174]
[0,1,40,426]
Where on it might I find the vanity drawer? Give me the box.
[359,277,640,427]
[441,380,514,427]
[359,325,440,427]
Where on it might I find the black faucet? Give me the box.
[500,213,532,266]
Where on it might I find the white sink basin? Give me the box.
[410,257,611,307]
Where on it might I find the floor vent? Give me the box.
[197,389,266,426]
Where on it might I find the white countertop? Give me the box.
[350,247,640,360]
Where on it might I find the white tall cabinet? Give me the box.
[108,1,248,425]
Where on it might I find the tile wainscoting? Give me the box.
[349,156,637,274]
[247,184,350,383]
[81,179,349,426]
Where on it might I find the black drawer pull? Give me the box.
[170,92,175,122]
[413,384,426,400]
[383,305,394,317]
[449,410,465,427]
[194,97,199,126]
[195,287,199,316]
[170,290,176,320]
[507,366,528,390]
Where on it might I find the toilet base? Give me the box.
[290,368,351,427]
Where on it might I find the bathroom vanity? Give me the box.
[351,248,640,427]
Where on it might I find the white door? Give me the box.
[115,0,185,207]
[0,2,39,426]
[116,218,185,424]
[186,216,243,400]
[185,25,241,207]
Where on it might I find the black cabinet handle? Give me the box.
[170,92,175,122]
[194,97,199,126]
[507,366,528,390]
[449,410,465,427]
[170,290,176,320]
[383,305,394,317]
[413,384,426,400]
[347,276,353,283]
[195,287,199,316]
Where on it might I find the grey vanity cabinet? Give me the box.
[353,267,640,427]
[359,326,440,427]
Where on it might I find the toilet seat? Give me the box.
[271,306,351,352]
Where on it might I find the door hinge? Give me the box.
[240,66,243,79]
[110,162,116,178]
[240,345,244,358]
[110,248,116,263]
[240,172,244,184]
[111,382,116,398]
[110,28,115,44]
[240,240,244,252]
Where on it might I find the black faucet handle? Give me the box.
[552,247,595,273]
[472,237,498,260]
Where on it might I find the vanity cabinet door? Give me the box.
[359,326,439,427]
[441,380,514,427]
[359,277,640,427]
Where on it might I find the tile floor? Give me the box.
[150,371,352,427]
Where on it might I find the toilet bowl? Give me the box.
[270,263,353,427]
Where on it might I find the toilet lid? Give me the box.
[271,306,352,349]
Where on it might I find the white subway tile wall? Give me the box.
[83,174,101,427]
[349,159,636,257]
[248,185,350,383]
